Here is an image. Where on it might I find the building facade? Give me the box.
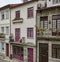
[0,4,18,58]
[47,0,60,7]
[0,5,11,57]
[10,0,46,62]
[10,1,37,62]
[1,0,60,62]
[37,5,60,62]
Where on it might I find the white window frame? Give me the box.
[6,26,9,35]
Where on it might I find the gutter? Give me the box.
[36,6,37,62]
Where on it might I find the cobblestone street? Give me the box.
[0,59,10,62]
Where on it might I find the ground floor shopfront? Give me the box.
[37,38,60,62]
[10,43,36,62]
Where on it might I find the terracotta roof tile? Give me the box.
[11,0,38,8]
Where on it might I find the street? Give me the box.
[0,59,10,62]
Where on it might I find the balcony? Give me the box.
[0,33,5,40]
[37,29,51,37]
[9,34,14,42]
[13,18,23,24]
[37,28,60,41]
[37,2,47,10]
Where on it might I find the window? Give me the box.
[1,27,4,33]
[13,46,17,54]
[53,0,60,4]
[1,42,4,51]
[28,7,33,18]
[15,10,20,18]
[13,46,23,56]
[1,12,4,20]
[6,26,9,34]
[6,10,9,19]
[27,28,33,38]
[52,15,60,36]
[52,44,60,59]
[15,28,20,41]
[23,0,28,3]
[17,47,23,56]
[40,16,48,29]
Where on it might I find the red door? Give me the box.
[15,28,20,42]
[6,44,9,56]
[28,48,33,62]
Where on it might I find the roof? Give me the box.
[0,4,19,10]
[11,0,38,8]
[37,5,60,12]
[0,0,38,10]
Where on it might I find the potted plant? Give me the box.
[0,33,5,38]
[35,25,46,36]
[13,17,23,21]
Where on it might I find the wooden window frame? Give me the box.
[27,7,34,18]
[52,44,60,59]
[52,15,60,36]
[13,46,23,56]
[40,16,48,29]
[15,10,20,18]
[53,0,59,4]
[27,28,34,38]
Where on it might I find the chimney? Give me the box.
[23,0,31,3]
[23,0,28,3]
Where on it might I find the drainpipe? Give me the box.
[9,7,12,59]
[10,8,11,35]
[36,7,37,62]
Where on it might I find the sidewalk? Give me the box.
[0,55,22,62]
[0,54,24,62]
[3,57,22,62]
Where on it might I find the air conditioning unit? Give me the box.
[37,3,41,9]
[20,39,22,43]
[22,37,25,43]
[20,37,25,43]
[37,2,47,9]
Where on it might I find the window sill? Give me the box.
[52,58,60,61]
[27,37,34,39]
[27,17,34,19]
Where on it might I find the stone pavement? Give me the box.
[3,57,22,62]
[0,56,22,62]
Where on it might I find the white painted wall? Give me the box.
[0,8,10,42]
[0,8,10,55]
[11,2,37,45]
[11,1,46,45]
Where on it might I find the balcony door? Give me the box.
[40,16,48,29]
[52,15,60,36]
[15,28,20,42]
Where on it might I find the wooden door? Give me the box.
[28,48,33,62]
[6,44,9,56]
[39,43,48,62]
[15,28,20,42]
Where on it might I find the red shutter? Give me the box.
[15,28,20,42]
[27,28,33,38]
[16,11,20,18]
[28,7,33,18]
[28,48,33,62]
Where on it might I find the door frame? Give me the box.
[39,43,48,62]
[6,43,9,56]
[27,48,33,62]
